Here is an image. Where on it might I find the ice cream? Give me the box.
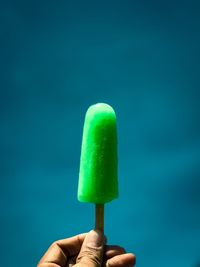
[78,103,118,204]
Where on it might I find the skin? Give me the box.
[38,230,136,267]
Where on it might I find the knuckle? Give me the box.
[51,240,60,248]
[77,248,102,267]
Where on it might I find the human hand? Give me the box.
[38,230,136,267]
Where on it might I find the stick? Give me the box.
[95,204,104,233]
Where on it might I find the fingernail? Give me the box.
[86,230,104,248]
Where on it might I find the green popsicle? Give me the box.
[78,103,118,231]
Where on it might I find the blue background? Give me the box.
[1,0,200,266]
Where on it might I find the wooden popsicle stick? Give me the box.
[95,204,104,233]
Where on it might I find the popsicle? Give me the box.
[78,103,118,231]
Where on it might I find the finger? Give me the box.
[104,245,126,259]
[105,253,136,267]
[57,233,86,256]
[75,230,105,267]
[38,233,86,267]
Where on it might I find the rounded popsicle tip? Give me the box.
[87,103,115,114]
[85,103,116,124]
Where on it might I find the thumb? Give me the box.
[75,230,104,267]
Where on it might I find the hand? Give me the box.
[38,230,136,267]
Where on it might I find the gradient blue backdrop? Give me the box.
[1,1,200,266]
